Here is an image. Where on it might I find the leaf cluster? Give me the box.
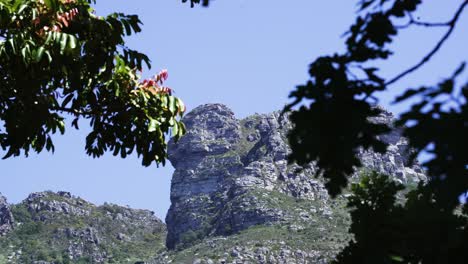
[284,0,467,199]
[395,63,468,208]
[0,0,186,165]
[336,172,468,264]
[279,0,468,262]
[283,0,427,196]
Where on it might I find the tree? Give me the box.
[188,0,468,262]
[0,0,186,166]
[281,0,468,262]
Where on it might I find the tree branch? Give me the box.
[51,107,95,116]
[386,0,467,86]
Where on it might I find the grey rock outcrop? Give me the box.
[165,103,425,250]
[25,191,92,220]
[0,194,13,236]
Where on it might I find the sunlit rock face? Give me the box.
[0,194,14,236]
[165,103,425,250]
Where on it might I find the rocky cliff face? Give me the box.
[0,194,14,236]
[0,191,166,263]
[163,103,425,262]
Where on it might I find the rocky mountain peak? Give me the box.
[165,103,425,250]
[168,103,241,169]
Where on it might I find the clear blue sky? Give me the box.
[1,1,467,220]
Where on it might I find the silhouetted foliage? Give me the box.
[336,172,468,264]
[0,0,186,166]
[184,0,210,8]
[284,0,468,199]
[283,0,468,262]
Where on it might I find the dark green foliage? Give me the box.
[286,87,390,196]
[177,221,212,249]
[283,0,468,198]
[283,0,435,195]
[396,63,468,209]
[335,172,468,264]
[280,0,468,262]
[0,0,186,166]
[10,203,33,223]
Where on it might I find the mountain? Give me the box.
[0,103,425,264]
[0,191,166,263]
[154,103,425,263]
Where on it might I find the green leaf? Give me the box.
[176,98,185,115]
[168,96,176,114]
[44,32,54,45]
[21,46,28,63]
[172,121,179,137]
[31,7,38,20]
[17,4,28,14]
[58,120,65,134]
[178,122,186,137]
[35,46,45,63]
[60,34,68,52]
[44,50,52,62]
[390,255,404,262]
[8,39,15,54]
[68,35,78,50]
[148,119,158,132]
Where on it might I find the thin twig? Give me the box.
[408,12,452,27]
[412,20,451,27]
[386,0,468,86]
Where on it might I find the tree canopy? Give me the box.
[0,0,186,166]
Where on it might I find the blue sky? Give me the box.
[1,1,467,220]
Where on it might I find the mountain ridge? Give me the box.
[0,191,166,263]
[0,103,425,264]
